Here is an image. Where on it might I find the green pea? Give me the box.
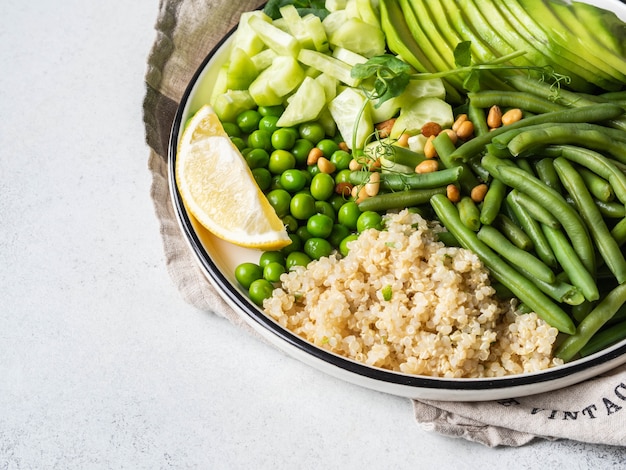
[292,138,315,166]
[304,237,333,260]
[315,200,336,221]
[236,109,262,134]
[310,172,335,201]
[357,211,383,233]
[248,278,274,306]
[266,189,291,218]
[245,148,270,169]
[279,169,307,193]
[235,262,263,289]
[308,164,322,177]
[271,128,297,150]
[286,251,312,270]
[258,105,284,117]
[263,262,286,283]
[296,225,313,242]
[290,192,317,220]
[259,251,285,268]
[299,122,325,143]
[222,122,241,137]
[230,137,246,151]
[259,115,280,134]
[330,150,352,171]
[248,129,272,151]
[281,233,302,255]
[307,213,334,238]
[339,234,359,257]
[268,150,296,174]
[317,138,340,158]
[282,214,299,232]
[251,168,272,191]
[328,223,350,248]
[329,193,347,213]
[337,201,362,230]
[334,169,352,185]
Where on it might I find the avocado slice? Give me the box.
[572,1,626,57]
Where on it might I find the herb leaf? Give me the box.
[453,41,473,68]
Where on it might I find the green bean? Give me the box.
[450,103,624,162]
[357,187,447,212]
[493,213,533,251]
[533,158,562,192]
[515,158,535,176]
[430,193,575,334]
[458,196,481,231]
[479,178,507,225]
[432,131,479,194]
[541,145,626,206]
[610,218,626,246]
[349,167,463,191]
[541,224,599,302]
[482,154,596,273]
[592,200,626,219]
[504,124,626,162]
[506,75,626,131]
[515,265,584,306]
[556,283,626,361]
[579,320,626,357]
[477,225,554,283]
[505,191,557,268]
[381,144,426,168]
[578,167,614,203]
[510,190,560,229]
[467,155,490,182]
[436,230,460,247]
[468,104,489,137]
[572,300,595,324]
[468,90,565,114]
[553,157,626,283]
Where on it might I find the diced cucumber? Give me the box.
[329,17,385,57]
[329,87,373,149]
[248,56,305,107]
[390,97,454,139]
[212,90,256,123]
[280,5,315,50]
[408,134,428,154]
[251,49,277,71]
[322,10,348,37]
[301,14,329,52]
[276,76,326,127]
[315,73,338,103]
[325,0,347,12]
[331,47,368,66]
[317,107,337,137]
[371,77,446,123]
[298,49,359,87]
[232,11,271,57]
[225,47,258,90]
[209,65,228,105]
[248,14,300,57]
[355,0,381,28]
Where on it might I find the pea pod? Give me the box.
[349,166,462,190]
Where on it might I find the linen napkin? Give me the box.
[143,0,626,447]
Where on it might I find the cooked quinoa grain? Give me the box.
[263,210,563,378]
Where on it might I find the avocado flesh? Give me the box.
[507,0,625,87]
[572,1,626,57]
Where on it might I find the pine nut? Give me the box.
[487,105,503,129]
[424,135,438,159]
[349,158,363,171]
[441,128,458,145]
[396,132,410,147]
[421,121,442,137]
[452,114,468,132]
[455,120,474,140]
[338,141,350,152]
[470,183,489,203]
[446,184,461,203]
[307,147,324,165]
[352,184,369,203]
[502,108,523,126]
[375,118,396,138]
[364,171,381,197]
[415,159,439,174]
[317,156,336,174]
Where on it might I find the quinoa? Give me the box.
[263,210,563,378]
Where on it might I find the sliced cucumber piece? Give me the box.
[248,56,305,106]
[329,87,373,149]
[212,90,256,123]
[328,17,385,57]
[248,14,300,57]
[277,77,327,127]
[298,49,359,87]
[232,11,271,57]
[390,97,453,139]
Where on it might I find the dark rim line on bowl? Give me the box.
[167,14,626,391]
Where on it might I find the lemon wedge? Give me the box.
[175,105,291,250]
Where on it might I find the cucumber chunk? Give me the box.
[328,17,385,57]
[329,87,373,149]
[248,56,305,107]
[277,76,327,127]
[298,49,359,87]
[390,97,453,139]
[248,14,300,57]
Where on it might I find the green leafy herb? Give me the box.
[263,0,329,20]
